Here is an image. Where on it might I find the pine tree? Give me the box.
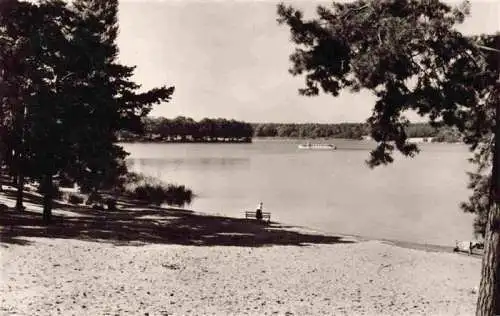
[65,0,174,199]
[0,0,41,211]
[22,0,82,221]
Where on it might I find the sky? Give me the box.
[116,0,500,123]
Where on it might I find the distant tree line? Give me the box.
[118,116,254,143]
[252,122,461,142]
[128,118,462,143]
[252,122,368,139]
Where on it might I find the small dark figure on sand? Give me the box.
[256,202,263,220]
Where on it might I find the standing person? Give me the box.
[256,202,263,220]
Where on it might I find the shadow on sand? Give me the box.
[0,193,355,248]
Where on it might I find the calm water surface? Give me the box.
[122,139,475,246]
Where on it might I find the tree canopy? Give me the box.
[277,0,498,167]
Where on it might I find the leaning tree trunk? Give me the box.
[476,85,500,315]
[42,174,53,223]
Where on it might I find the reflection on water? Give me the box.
[127,157,250,168]
[122,139,474,246]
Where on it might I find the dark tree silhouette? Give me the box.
[0,0,40,211]
[64,0,174,200]
[0,0,174,221]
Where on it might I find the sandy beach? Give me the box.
[0,195,481,316]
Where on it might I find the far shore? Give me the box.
[0,190,481,315]
[117,136,465,145]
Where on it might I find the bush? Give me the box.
[105,198,117,211]
[38,182,63,200]
[123,173,193,207]
[68,193,85,205]
[85,192,102,205]
[57,175,75,188]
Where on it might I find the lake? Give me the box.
[122,139,476,247]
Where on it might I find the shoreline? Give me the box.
[0,195,482,260]
[0,187,476,256]
[182,205,478,257]
[118,139,253,144]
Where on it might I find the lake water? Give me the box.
[122,139,476,247]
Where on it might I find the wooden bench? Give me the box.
[245,211,271,223]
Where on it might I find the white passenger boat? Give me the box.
[298,143,337,150]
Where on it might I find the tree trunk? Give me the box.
[14,99,27,212]
[13,146,24,211]
[476,203,500,315]
[476,83,500,315]
[42,174,53,223]
[11,170,17,185]
[15,171,24,211]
